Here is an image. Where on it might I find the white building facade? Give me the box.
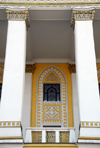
[0,1,100,148]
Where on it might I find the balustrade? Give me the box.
[25,127,75,143]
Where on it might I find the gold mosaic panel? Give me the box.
[32,131,42,143]
[59,131,70,143]
[46,131,55,143]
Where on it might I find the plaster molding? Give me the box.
[71,9,95,30]
[6,9,30,30]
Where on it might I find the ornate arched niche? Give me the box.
[36,65,68,127]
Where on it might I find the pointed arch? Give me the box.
[36,65,68,127]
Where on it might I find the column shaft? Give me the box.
[0,21,26,121]
[75,20,100,122]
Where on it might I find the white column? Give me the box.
[71,70,79,142]
[73,9,100,139]
[21,73,32,141]
[0,10,29,139]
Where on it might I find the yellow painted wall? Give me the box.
[31,64,73,127]
[23,144,78,148]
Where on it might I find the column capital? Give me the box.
[71,9,95,30]
[6,10,30,30]
[69,64,76,73]
[25,64,35,73]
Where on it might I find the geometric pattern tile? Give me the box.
[32,131,42,142]
[46,131,55,143]
[59,131,70,143]
[45,106,59,120]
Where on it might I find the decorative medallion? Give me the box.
[45,106,59,120]
[45,73,58,81]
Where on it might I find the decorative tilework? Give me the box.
[81,121,100,128]
[0,121,20,127]
[32,131,42,142]
[36,65,68,127]
[45,106,59,120]
[46,131,55,143]
[59,131,70,143]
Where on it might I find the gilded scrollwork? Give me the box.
[6,10,30,30]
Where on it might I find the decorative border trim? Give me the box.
[0,121,21,127]
[0,1,100,5]
[0,137,23,140]
[36,65,68,127]
[81,121,100,128]
[78,137,100,140]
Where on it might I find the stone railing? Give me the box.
[25,127,75,143]
[0,0,100,4]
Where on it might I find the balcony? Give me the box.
[25,127,75,143]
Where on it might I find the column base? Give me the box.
[0,121,23,143]
[78,137,100,143]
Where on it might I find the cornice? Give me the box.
[71,9,95,30]
[69,64,76,73]
[6,10,30,30]
[25,64,35,73]
[0,1,100,5]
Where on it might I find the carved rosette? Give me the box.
[71,10,95,30]
[69,64,76,73]
[25,64,35,73]
[6,10,30,30]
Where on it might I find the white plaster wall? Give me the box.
[77,144,100,148]
[0,144,23,148]
[71,73,79,142]
[21,73,32,141]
